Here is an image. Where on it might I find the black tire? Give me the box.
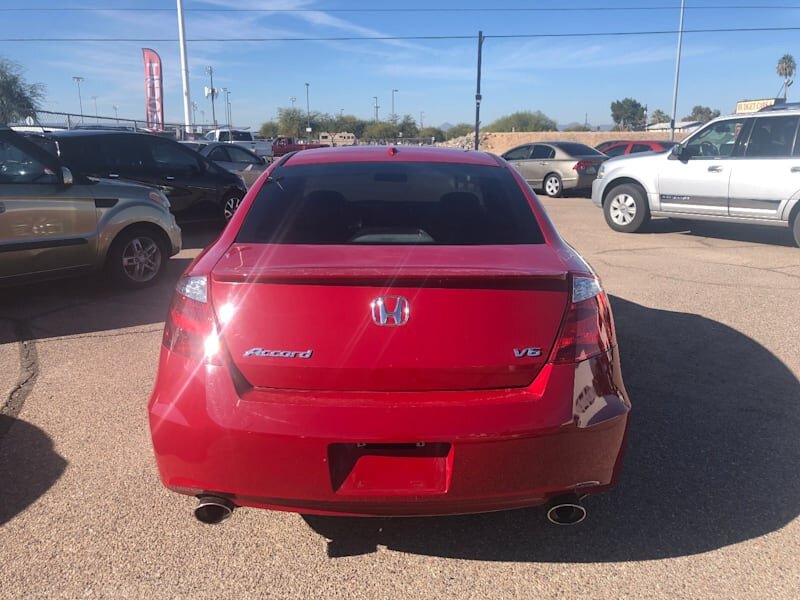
[221,190,244,222]
[105,226,168,289]
[542,173,563,198]
[792,211,800,248]
[603,183,651,233]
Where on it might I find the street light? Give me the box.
[206,66,217,127]
[289,96,296,108]
[91,96,99,123]
[391,89,398,122]
[221,88,231,127]
[72,76,84,123]
[191,101,197,128]
[373,96,379,121]
[305,83,311,134]
[112,105,119,124]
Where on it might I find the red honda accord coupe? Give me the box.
[148,145,630,525]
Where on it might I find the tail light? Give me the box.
[162,275,224,366]
[573,160,593,171]
[550,276,616,364]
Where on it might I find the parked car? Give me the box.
[501,142,607,197]
[591,107,800,247]
[40,130,247,222]
[600,140,679,157]
[193,142,267,188]
[148,145,631,524]
[0,127,181,288]
[203,128,273,159]
[595,140,629,153]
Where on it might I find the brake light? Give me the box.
[550,276,616,364]
[573,160,593,171]
[162,276,224,366]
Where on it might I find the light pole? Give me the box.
[420,111,424,129]
[373,96,379,121]
[221,88,231,126]
[290,96,296,108]
[72,76,84,123]
[305,83,311,135]
[340,108,344,118]
[391,89,398,123]
[91,96,99,122]
[191,101,197,128]
[112,105,119,124]
[670,0,686,141]
[206,66,217,127]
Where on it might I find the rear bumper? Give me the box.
[148,348,630,516]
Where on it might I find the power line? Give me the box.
[5,26,800,43]
[3,4,800,12]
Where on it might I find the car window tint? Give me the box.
[631,144,653,153]
[503,146,531,160]
[553,142,604,157]
[208,147,232,162]
[0,139,57,184]
[744,116,799,157]
[531,145,555,159]
[237,162,545,245]
[227,146,259,163]
[230,131,252,141]
[685,119,749,158]
[149,138,202,170]
[603,144,627,157]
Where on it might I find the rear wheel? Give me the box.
[105,227,168,289]
[604,183,650,233]
[222,191,244,222]
[543,173,563,198]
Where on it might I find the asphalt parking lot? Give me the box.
[1,197,798,599]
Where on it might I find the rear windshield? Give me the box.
[236,161,545,245]
[554,142,605,157]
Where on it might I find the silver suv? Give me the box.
[1,128,182,288]
[591,107,800,247]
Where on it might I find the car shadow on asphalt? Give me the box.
[303,296,800,561]
[0,222,220,345]
[0,415,67,526]
[646,218,797,247]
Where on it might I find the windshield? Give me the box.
[237,161,545,245]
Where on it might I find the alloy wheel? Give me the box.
[120,236,162,283]
[609,193,637,226]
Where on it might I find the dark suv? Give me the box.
[40,130,247,222]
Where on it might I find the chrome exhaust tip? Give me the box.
[194,496,235,524]
[545,494,587,525]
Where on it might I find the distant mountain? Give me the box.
[439,122,453,131]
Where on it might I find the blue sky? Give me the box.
[4,1,800,130]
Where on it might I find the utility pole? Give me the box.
[206,66,217,127]
[91,96,99,122]
[474,30,485,150]
[305,83,311,136]
[420,111,424,129]
[112,105,119,124]
[670,0,685,141]
[373,96,379,121]
[177,0,192,131]
[72,76,84,123]
[391,89,398,123]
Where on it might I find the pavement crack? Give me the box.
[0,319,39,440]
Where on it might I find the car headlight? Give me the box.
[596,164,606,180]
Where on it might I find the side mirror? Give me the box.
[668,144,684,161]
[60,166,73,185]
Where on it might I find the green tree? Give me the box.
[398,114,419,139]
[335,115,366,138]
[362,121,398,142]
[445,123,474,140]
[683,105,720,123]
[610,98,645,131]
[485,111,557,132]
[777,53,796,100]
[418,127,445,143]
[258,121,278,138]
[277,107,306,137]
[650,108,670,124]
[0,57,44,125]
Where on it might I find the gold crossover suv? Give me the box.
[0,127,181,288]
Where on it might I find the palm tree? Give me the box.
[777,54,796,100]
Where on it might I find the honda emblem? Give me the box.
[370,296,410,326]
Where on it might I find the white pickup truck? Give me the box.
[203,129,273,159]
